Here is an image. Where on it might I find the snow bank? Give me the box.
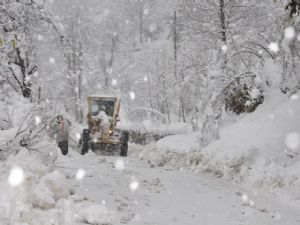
[118,119,193,135]
[0,146,115,225]
[156,132,199,153]
[132,90,300,205]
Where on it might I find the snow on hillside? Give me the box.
[133,89,300,207]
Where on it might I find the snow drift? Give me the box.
[0,147,115,225]
[133,90,300,206]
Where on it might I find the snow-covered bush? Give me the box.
[0,92,58,160]
[224,81,264,114]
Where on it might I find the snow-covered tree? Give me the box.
[0,0,56,99]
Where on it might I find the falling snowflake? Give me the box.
[8,167,24,187]
[33,71,38,77]
[106,67,113,75]
[290,94,299,100]
[129,91,136,100]
[103,8,110,16]
[269,114,275,120]
[25,76,31,83]
[268,42,279,53]
[114,158,125,170]
[284,27,295,40]
[143,76,148,82]
[242,194,248,202]
[35,116,41,125]
[75,87,79,93]
[143,8,149,15]
[130,180,139,191]
[111,79,118,86]
[249,200,255,206]
[76,133,81,140]
[76,169,86,180]
[102,200,106,205]
[245,100,251,106]
[285,133,300,150]
[221,45,228,53]
[275,214,281,221]
[46,99,50,104]
[250,88,261,99]
[37,34,43,41]
[149,23,157,32]
[49,57,56,64]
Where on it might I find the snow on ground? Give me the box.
[55,148,300,225]
[132,89,300,209]
[1,89,300,224]
[0,147,116,225]
[118,117,193,136]
[156,132,199,152]
[0,145,115,225]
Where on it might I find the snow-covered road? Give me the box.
[57,148,300,225]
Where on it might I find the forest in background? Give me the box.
[1,0,300,146]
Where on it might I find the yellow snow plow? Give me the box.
[80,96,129,156]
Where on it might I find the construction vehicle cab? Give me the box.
[80,96,129,156]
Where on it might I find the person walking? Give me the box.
[53,115,69,155]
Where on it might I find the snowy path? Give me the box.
[57,149,300,225]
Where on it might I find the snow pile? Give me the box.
[156,132,199,152]
[118,119,193,135]
[133,90,300,203]
[200,90,300,184]
[0,147,115,225]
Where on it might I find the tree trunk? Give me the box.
[219,0,227,70]
[138,0,145,44]
[173,3,178,79]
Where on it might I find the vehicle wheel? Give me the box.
[81,129,90,155]
[120,130,129,157]
[90,143,97,152]
[121,130,129,142]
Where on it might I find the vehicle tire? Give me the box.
[81,129,90,155]
[120,130,129,157]
[90,143,98,152]
[121,130,129,142]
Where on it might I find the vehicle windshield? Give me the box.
[91,99,115,117]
